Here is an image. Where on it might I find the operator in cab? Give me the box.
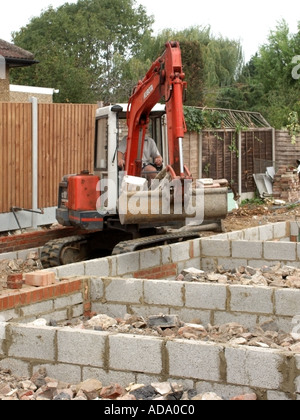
[118,135,163,181]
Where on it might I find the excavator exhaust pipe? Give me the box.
[117,176,228,226]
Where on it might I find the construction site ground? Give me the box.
[223,202,300,232]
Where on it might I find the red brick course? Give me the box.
[0,226,79,254]
[6,274,23,290]
[133,263,177,280]
[0,279,83,312]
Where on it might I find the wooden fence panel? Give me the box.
[198,129,273,193]
[201,131,239,186]
[182,132,199,178]
[38,104,97,208]
[275,130,300,168]
[0,102,32,213]
[0,103,97,215]
[241,130,273,193]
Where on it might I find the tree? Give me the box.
[11,0,154,103]
[253,20,300,128]
[135,26,244,108]
[222,20,300,128]
[180,40,205,106]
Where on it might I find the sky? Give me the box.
[1,0,299,62]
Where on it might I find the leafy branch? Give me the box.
[286,111,300,145]
[184,107,227,132]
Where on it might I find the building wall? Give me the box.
[10,91,53,104]
[0,78,10,101]
[0,81,54,103]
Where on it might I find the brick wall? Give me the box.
[273,166,300,203]
[9,91,53,104]
[0,226,79,254]
[0,278,85,322]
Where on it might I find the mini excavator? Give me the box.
[41,42,228,267]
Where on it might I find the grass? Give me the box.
[240,197,265,207]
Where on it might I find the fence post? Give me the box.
[30,97,38,228]
[238,130,242,204]
[272,128,276,164]
[198,131,203,179]
[0,55,6,79]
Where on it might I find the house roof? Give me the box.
[0,39,38,67]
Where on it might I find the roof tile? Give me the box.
[0,39,34,61]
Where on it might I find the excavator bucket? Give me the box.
[117,175,228,226]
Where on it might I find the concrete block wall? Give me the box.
[89,277,300,332]
[1,221,295,329]
[200,222,297,271]
[44,222,297,281]
[0,247,41,262]
[1,221,300,398]
[0,322,299,399]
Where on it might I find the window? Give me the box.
[95,117,108,170]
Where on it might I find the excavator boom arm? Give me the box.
[125,41,188,178]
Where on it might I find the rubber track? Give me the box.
[41,235,86,268]
[112,231,201,255]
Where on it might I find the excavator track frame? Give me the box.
[41,231,201,268]
[112,231,201,255]
[41,235,87,268]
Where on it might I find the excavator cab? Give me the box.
[57,101,227,232]
[95,103,167,201]
[56,104,169,231]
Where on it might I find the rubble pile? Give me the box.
[0,252,42,291]
[44,311,300,352]
[177,265,300,289]
[0,367,257,400]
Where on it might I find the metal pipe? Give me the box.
[11,207,44,214]
[11,208,23,232]
[175,223,220,233]
[178,137,184,175]
[10,207,44,233]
